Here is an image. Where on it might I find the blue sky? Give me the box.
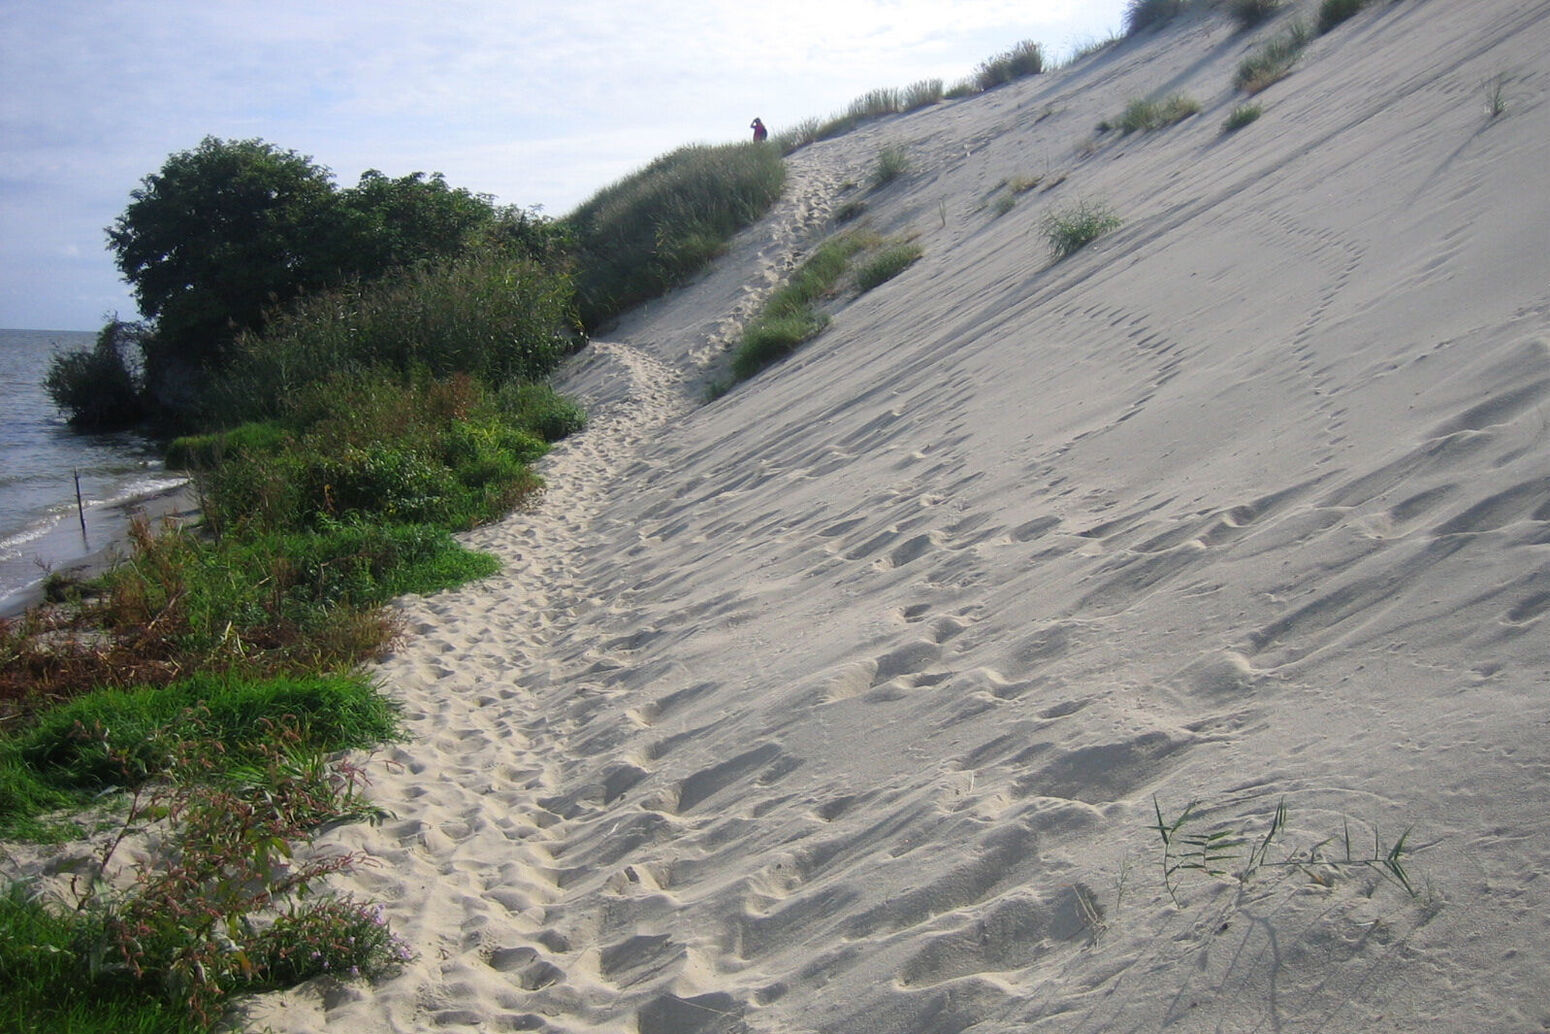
[0,0,1128,331]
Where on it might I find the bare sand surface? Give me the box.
[224,2,1550,1030]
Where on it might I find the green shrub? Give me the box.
[1317,0,1369,32]
[854,242,923,293]
[729,233,867,381]
[974,40,1045,91]
[1125,0,1186,35]
[1223,102,1264,131]
[165,421,287,470]
[1042,200,1123,259]
[496,381,588,442]
[567,142,786,328]
[43,320,146,429]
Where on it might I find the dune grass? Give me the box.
[1125,0,1186,35]
[567,142,787,329]
[854,240,924,293]
[973,40,1045,91]
[1112,93,1202,133]
[1152,797,1418,905]
[1228,0,1283,29]
[1042,200,1123,259]
[871,146,912,190]
[1223,102,1264,132]
[1234,19,1311,93]
[1317,0,1371,33]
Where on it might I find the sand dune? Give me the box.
[242,2,1550,1030]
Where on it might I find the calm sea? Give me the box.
[0,328,184,611]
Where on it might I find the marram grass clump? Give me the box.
[1042,200,1123,259]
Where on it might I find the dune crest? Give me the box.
[245,2,1550,1030]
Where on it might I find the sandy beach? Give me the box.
[217,2,1550,1030]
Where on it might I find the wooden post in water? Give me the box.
[74,469,88,542]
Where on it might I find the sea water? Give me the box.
[0,328,184,609]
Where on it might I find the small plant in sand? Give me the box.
[1234,19,1311,94]
[871,145,911,189]
[1482,72,1510,119]
[1041,199,1122,260]
[1124,0,1186,36]
[1152,796,1419,906]
[1317,0,1370,33]
[1114,93,1202,133]
[1223,102,1264,132]
[1228,0,1283,30]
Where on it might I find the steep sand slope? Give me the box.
[247,1,1550,1030]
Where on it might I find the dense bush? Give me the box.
[100,137,565,423]
[567,142,786,328]
[42,320,147,429]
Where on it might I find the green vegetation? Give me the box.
[1041,200,1123,259]
[871,145,912,189]
[43,319,147,430]
[1152,797,1418,905]
[0,703,410,1029]
[1229,0,1283,29]
[729,233,868,382]
[1223,102,1264,131]
[1317,0,1371,33]
[69,138,562,427]
[854,241,924,293]
[720,231,923,389]
[973,40,1045,91]
[1113,93,1202,133]
[1234,19,1311,93]
[1124,0,1186,35]
[566,142,786,329]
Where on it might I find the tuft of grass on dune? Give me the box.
[1234,19,1311,93]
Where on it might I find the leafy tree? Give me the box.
[43,319,148,429]
[106,137,340,402]
[330,169,501,280]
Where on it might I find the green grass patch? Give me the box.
[1114,93,1202,132]
[0,672,398,832]
[1229,0,1283,29]
[567,142,786,329]
[730,233,867,381]
[1042,200,1123,259]
[854,241,923,293]
[871,146,911,189]
[1125,0,1186,35]
[1234,19,1311,93]
[974,40,1045,91]
[1317,0,1370,33]
[1223,102,1264,131]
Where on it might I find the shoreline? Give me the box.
[0,480,199,619]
